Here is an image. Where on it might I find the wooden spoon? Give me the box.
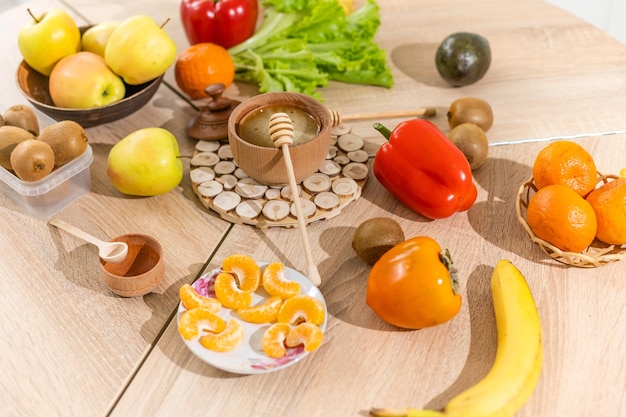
[49,219,128,263]
[269,112,321,286]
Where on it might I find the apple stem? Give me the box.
[160,17,171,29]
[26,8,40,23]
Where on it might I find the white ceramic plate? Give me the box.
[177,263,327,374]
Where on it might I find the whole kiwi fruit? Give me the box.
[2,105,39,136]
[435,32,491,87]
[447,97,494,132]
[448,123,489,170]
[10,139,55,182]
[0,125,36,170]
[352,217,405,265]
[38,120,88,167]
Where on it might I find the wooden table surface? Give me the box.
[0,1,624,416]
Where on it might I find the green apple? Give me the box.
[81,21,120,57]
[49,51,126,108]
[107,128,183,196]
[104,15,177,85]
[17,8,81,76]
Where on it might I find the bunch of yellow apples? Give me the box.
[17,9,177,109]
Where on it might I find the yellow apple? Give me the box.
[104,15,177,85]
[17,8,81,76]
[49,51,126,108]
[107,128,183,196]
[81,21,120,57]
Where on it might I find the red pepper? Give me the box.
[180,0,258,49]
[373,120,477,219]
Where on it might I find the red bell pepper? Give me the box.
[180,0,258,49]
[373,120,477,219]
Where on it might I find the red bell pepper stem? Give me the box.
[373,123,392,140]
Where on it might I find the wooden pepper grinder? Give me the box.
[186,83,240,141]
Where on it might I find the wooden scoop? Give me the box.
[269,112,321,286]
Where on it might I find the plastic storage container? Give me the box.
[0,145,93,218]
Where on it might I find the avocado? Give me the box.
[435,32,491,87]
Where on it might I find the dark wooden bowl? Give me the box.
[16,60,163,128]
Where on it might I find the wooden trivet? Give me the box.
[190,124,368,228]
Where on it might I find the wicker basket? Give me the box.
[516,173,626,268]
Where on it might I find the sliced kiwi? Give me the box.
[448,123,489,170]
[38,120,88,167]
[352,217,405,265]
[0,125,36,170]
[2,105,39,136]
[447,97,494,132]
[10,139,55,182]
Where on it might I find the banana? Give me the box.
[371,259,542,417]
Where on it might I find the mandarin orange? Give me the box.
[174,42,235,100]
[179,283,221,312]
[261,322,291,358]
[199,319,244,352]
[261,262,301,299]
[526,184,597,252]
[286,322,324,352]
[532,140,597,197]
[586,178,626,245]
[222,254,261,292]
[178,307,226,341]
[237,296,283,324]
[214,272,253,310]
[277,294,325,326]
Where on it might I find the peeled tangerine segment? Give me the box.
[237,296,283,324]
[277,294,325,326]
[214,272,253,310]
[179,283,221,312]
[262,322,291,358]
[221,254,261,292]
[200,319,244,352]
[262,262,301,299]
[286,322,324,352]
[178,307,226,341]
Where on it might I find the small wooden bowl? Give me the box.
[516,174,626,267]
[100,233,164,297]
[228,92,331,186]
[16,60,163,128]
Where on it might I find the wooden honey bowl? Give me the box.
[227,92,332,186]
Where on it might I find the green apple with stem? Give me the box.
[17,8,81,76]
[107,128,184,196]
[49,51,125,108]
[105,15,177,85]
[81,21,120,57]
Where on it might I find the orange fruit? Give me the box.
[200,319,244,352]
[179,283,221,312]
[532,140,598,197]
[261,322,291,358]
[221,254,261,292]
[178,307,226,341]
[261,262,301,299]
[586,178,626,245]
[214,272,253,310]
[237,296,283,324]
[526,184,597,252]
[286,322,324,352]
[277,294,325,326]
[174,42,235,100]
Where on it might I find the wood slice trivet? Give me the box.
[190,125,369,228]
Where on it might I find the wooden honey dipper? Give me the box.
[327,107,437,127]
[269,112,322,287]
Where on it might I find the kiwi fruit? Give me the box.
[10,139,55,182]
[448,123,489,170]
[435,32,491,87]
[38,120,88,167]
[0,125,36,170]
[2,105,39,136]
[447,97,494,132]
[352,217,405,265]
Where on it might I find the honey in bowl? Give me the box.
[237,104,320,148]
